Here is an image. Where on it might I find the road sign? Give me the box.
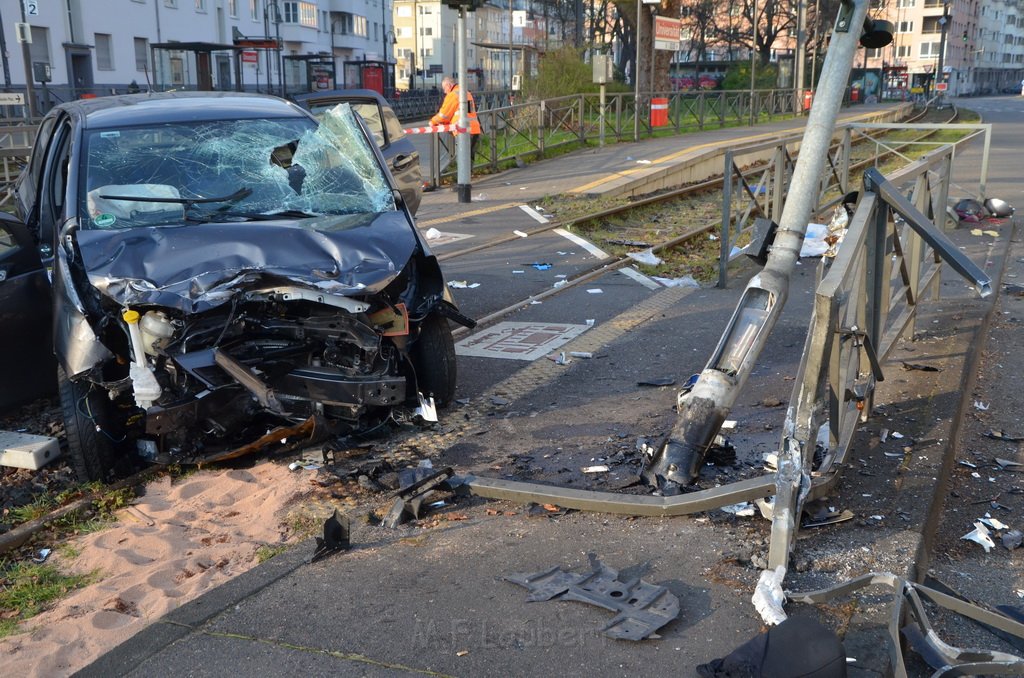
[654,17,681,51]
[0,93,25,105]
[936,82,948,91]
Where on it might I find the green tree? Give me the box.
[721,61,778,90]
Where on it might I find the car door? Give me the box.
[0,214,55,412]
[379,103,422,215]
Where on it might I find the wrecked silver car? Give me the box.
[10,92,472,481]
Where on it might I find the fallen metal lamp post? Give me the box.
[642,0,890,492]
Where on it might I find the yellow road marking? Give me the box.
[417,202,519,228]
[568,108,898,195]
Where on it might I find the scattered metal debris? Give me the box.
[311,510,350,563]
[997,458,1024,470]
[1002,530,1023,551]
[790,572,1024,675]
[637,377,676,387]
[31,548,52,564]
[581,465,610,474]
[505,555,679,641]
[382,467,457,528]
[901,361,941,372]
[986,430,1024,443]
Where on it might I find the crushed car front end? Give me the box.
[54,96,470,479]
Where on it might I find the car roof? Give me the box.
[56,92,310,129]
[292,89,389,108]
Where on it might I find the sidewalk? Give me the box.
[77,103,1017,677]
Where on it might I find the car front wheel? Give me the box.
[410,313,457,407]
[58,365,117,482]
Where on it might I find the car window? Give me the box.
[383,107,405,145]
[38,121,72,242]
[307,100,385,148]
[17,114,58,219]
[78,105,396,230]
[349,102,385,148]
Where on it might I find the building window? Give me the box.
[195,0,206,11]
[95,33,114,70]
[420,26,432,36]
[299,2,317,26]
[866,47,882,58]
[281,1,316,26]
[165,0,178,8]
[250,0,258,21]
[898,21,914,33]
[919,41,941,57]
[896,0,915,7]
[134,37,150,71]
[896,44,911,57]
[229,0,237,17]
[397,5,411,16]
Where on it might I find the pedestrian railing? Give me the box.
[768,144,992,570]
[0,123,38,208]
[423,89,800,188]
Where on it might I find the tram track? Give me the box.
[443,106,960,338]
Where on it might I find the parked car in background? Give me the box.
[4,92,471,481]
[294,89,423,215]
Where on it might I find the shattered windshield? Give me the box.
[80,104,395,230]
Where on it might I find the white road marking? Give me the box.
[619,266,661,290]
[519,205,550,223]
[553,228,609,260]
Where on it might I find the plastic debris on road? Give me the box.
[799,223,829,257]
[627,249,662,266]
[582,465,610,473]
[961,521,996,552]
[424,227,442,240]
[721,502,757,517]
[651,275,700,288]
[513,230,529,238]
[587,288,603,294]
[32,548,52,564]
[447,280,480,289]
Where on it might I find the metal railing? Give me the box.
[767,144,992,570]
[425,88,800,188]
[0,123,38,207]
[717,118,988,288]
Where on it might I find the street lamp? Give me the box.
[264,1,284,97]
[509,0,514,92]
[384,30,397,93]
[935,3,949,99]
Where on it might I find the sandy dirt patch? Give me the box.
[0,461,318,677]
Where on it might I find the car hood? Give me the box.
[76,211,420,313]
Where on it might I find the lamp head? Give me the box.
[860,19,894,49]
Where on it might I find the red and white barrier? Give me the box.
[402,124,467,134]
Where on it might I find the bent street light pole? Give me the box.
[642,0,873,491]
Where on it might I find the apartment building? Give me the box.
[0,0,396,107]
[865,0,1024,96]
[391,0,553,93]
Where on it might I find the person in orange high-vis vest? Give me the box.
[430,76,481,163]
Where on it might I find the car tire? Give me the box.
[410,313,457,407]
[58,365,116,482]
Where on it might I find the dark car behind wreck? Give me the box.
[5,92,472,481]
